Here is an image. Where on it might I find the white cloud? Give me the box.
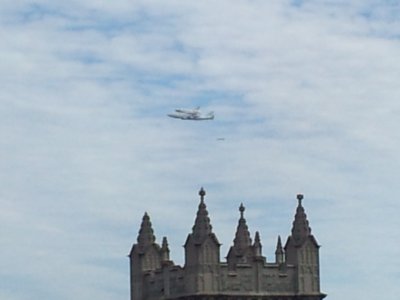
[1,1,400,299]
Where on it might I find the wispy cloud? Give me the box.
[1,1,399,299]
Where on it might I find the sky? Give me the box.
[1,0,400,299]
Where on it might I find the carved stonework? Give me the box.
[129,189,326,300]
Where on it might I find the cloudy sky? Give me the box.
[1,0,400,299]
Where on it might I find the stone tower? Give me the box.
[129,189,326,300]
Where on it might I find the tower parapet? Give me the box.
[129,189,326,300]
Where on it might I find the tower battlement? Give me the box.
[129,188,326,300]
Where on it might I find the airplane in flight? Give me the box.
[167,107,214,120]
[174,106,200,115]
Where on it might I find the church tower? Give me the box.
[183,188,221,294]
[128,189,326,300]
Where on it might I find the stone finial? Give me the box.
[297,194,304,206]
[199,187,206,199]
[239,203,245,219]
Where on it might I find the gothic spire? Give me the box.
[192,188,213,241]
[291,194,312,245]
[275,235,284,264]
[162,236,169,250]
[161,236,170,262]
[137,212,156,247]
[253,231,262,257]
[233,203,252,254]
[275,235,283,253]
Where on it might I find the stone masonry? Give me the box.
[129,188,326,300]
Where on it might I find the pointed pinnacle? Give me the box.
[276,235,283,252]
